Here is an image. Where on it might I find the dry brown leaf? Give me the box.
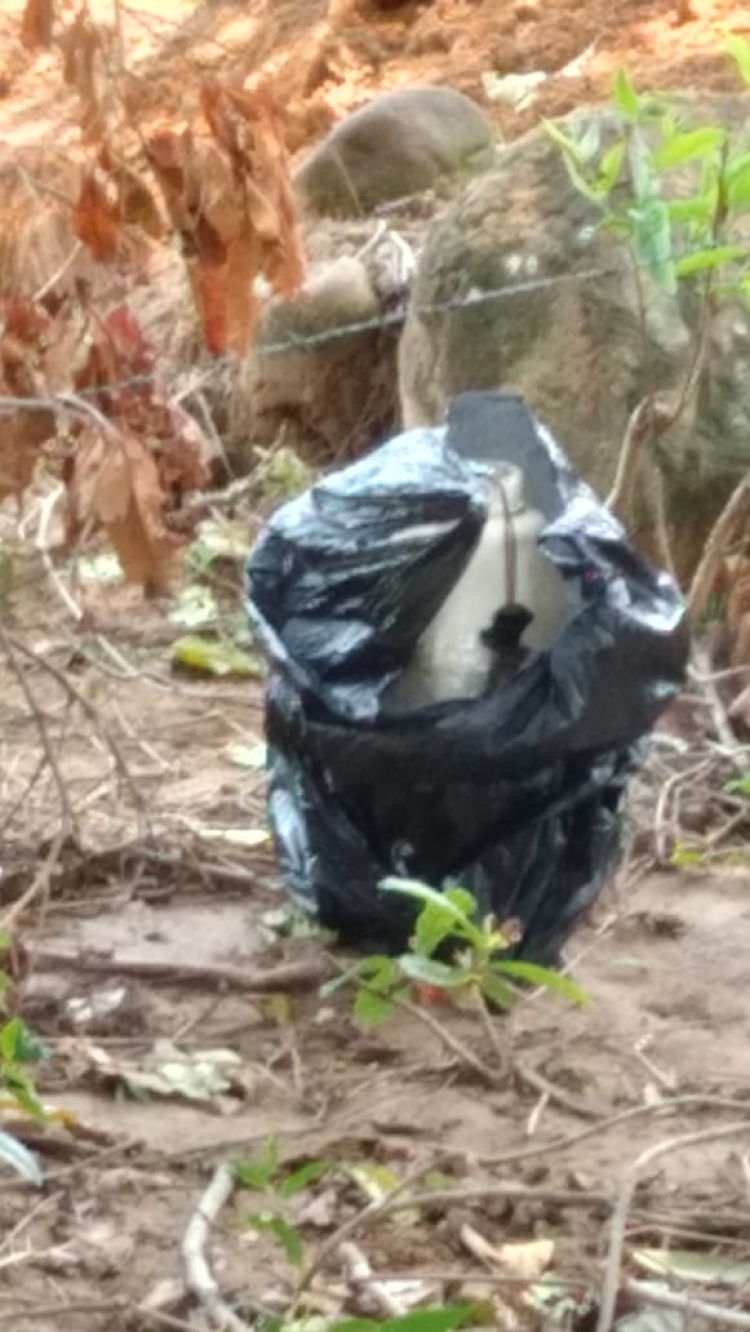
[99,148,163,240]
[460,1224,554,1282]
[65,427,181,592]
[185,259,223,358]
[20,0,54,49]
[0,413,52,503]
[59,6,105,140]
[1,297,51,394]
[147,83,306,357]
[0,295,82,501]
[73,169,121,262]
[202,80,307,298]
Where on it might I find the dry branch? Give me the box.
[29,947,333,994]
[596,1120,750,1332]
[182,1163,253,1332]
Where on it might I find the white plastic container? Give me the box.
[392,461,566,706]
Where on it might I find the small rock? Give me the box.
[294,85,497,217]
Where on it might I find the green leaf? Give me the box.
[352,987,396,1029]
[244,1211,304,1266]
[397,954,470,990]
[355,955,399,992]
[413,900,460,957]
[329,1308,477,1332]
[653,127,725,169]
[631,199,676,292]
[626,128,658,205]
[478,970,516,1010]
[600,214,636,239]
[380,879,480,945]
[0,1018,46,1066]
[493,961,588,1006]
[443,885,479,917]
[725,774,750,797]
[171,635,265,679]
[413,885,479,956]
[670,844,706,868]
[727,34,750,88]
[2,1069,46,1122]
[278,1160,330,1197]
[234,1134,279,1190]
[543,120,609,203]
[726,155,750,211]
[666,196,713,226]
[596,140,625,195]
[381,1307,476,1332]
[577,119,602,166]
[0,1130,43,1185]
[563,155,607,204]
[348,1161,402,1201]
[612,67,641,121]
[8,1020,46,1065]
[674,244,745,277]
[542,118,587,165]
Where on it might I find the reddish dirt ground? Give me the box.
[2,0,750,155]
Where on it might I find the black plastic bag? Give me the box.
[246,392,689,962]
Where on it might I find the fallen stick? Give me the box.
[182,1162,252,1332]
[30,948,335,993]
[596,1120,750,1332]
[624,1276,750,1330]
[338,1240,407,1318]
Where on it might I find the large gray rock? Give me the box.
[228,255,400,468]
[293,85,497,218]
[398,94,750,581]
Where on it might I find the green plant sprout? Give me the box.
[235,1135,332,1267]
[0,930,49,1184]
[545,51,750,301]
[323,880,586,1082]
[544,39,750,592]
[234,1137,482,1332]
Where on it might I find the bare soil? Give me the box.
[1,546,750,1332]
[2,0,750,153]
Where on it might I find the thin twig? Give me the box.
[475,988,508,1078]
[623,1276,750,1329]
[690,646,744,768]
[181,1163,253,1332]
[338,1241,408,1317]
[296,1153,445,1296]
[514,1060,600,1122]
[0,621,78,835]
[35,484,83,623]
[0,831,64,933]
[5,632,149,833]
[33,241,84,303]
[606,397,670,518]
[326,955,504,1088]
[479,1095,750,1168]
[386,1181,611,1213]
[688,476,750,626]
[596,1120,750,1332]
[0,1301,127,1324]
[29,947,333,993]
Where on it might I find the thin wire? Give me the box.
[0,233,748,464]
